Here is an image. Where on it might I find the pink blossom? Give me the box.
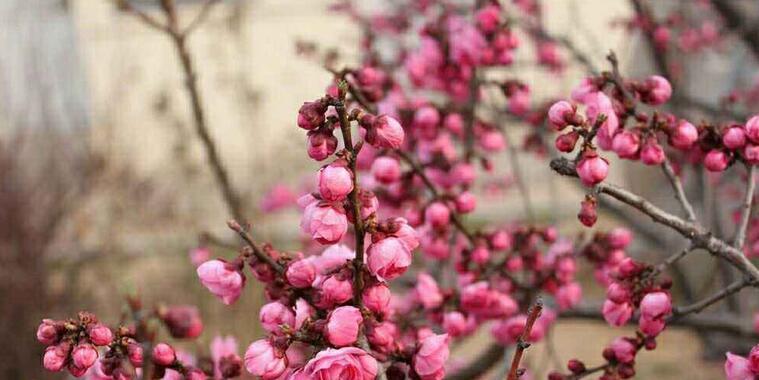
[725,352,755,380]
[367,237,413,281]
[576,153,608,186]
[316,275,353,308]
[508,88,531,116]
[384,217,420,252]
[585,92,619,141]
[326,306,363,347]
[639,315,666,337]
[479,129,507,152]
[602,299,633,327]
[259,301,295,335]
[670,120,699,149]
[294,298,315,329]
[363,284,392,317]
[366,115,405,149]
[128,342,143,367]
[746,116,759,143]
[244,340,287,380]
[160,305,203,339]
[372,156,401,184]
[444,113,464,136]
[415,273,443,310]
[745,145,759,165]
[366,321,397,352]
[36,319,59,345]
[442,311,474,338]
[571,78,598,103]
[413,334,449,380]
[640,291,672,319]
[556,282,582,310]
[640,138,665,165]
[211,336,239,380]
[455,191,476,213]
[555,131,580,152]
[196,259,245,305]
[297,101,326,130]
[152,343,176,366]
[260,184,297,213]
[302,347,377,380]
[189,247,211,267]
[548,100,576,130]
[71,343,97,371]
[300,201,348,244]
[425,202,451,229]
[286,259,316,288]
[609,337,636,364]
[471,244,490,264]
[307,129,338,161]
[318,164,354,201]
[612,130,640,159]
[86,324,113,346]
[724,126,747,150]
[641,75,672,105]
[475,5,501,32]
[704,149,729,172]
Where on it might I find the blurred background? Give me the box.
[3,0,757,378]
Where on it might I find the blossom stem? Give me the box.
[506,298,543,380]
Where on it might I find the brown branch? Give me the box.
[550,157,759,281]
[734,164,756,249]
[710,0,759,61]
[671,277,758,318]
[117,0,170,33]
[182,0,221,36]
[227,220,284,274]
[506,298,543,380]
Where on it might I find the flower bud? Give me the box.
[88,323,114,346]
[704,149,729,172]
[326,306,363,347]
[455,191,476,214]
[365,115,405,149]
[43,343,70,372]
[300,201,348,245]
[640,291,672,319]
[576,152,608,186]
[640,138,665,165]
[424,202,451,229]
[367,237,413,281]
[612,130,640,159]
[307,129,338,161]
[286,259,316,288]
[297,101,326,130]
[244,340,287,380]
[36,319,60,345]
[641,75,672,105]
[723,126,747,150]
[128,342,143,367]
[197,259,246,305]
[670,120,698,149]
[609,337,636,363]
[372,156,402,184]
[415,273,443,310]
[317,275,353,308]
[567,359,586,374]
[219,354,243,378]
[318,163,354,201]
[602,299,632,327]
[744,144,759,165]
[363,283,392,316]
[548,101,576,130]
[555,131,580,152]
[259,301,295,335]
[152,343,176,366]
[578,196,597,227]
[413,334,449,380]
[745,115,759,143]
[366,321,397,352]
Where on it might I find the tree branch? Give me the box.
[734,164,756,249]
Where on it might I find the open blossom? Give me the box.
[259,301,295,335]
[548,100,576,130]
[301,201,348,244]
[152,343,176,366]
[415,273,443,310]
[367,237,412,281]
[318,163,354,201]
[302,347,377,380]
[196,259,245,305]
[725,352,756,380]
[413,334,449,380]
[363,283,392,316]
[245,340,287,380]
[602,299,633,327]
[326,306,363,347]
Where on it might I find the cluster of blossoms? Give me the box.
[548,70,759,227]
[37,304,233,379]
[725,345,759,380]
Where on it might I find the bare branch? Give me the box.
[661,157,697,222]
[734,164,756,249]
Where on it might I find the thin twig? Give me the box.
[661,157,697,222]
[506,298,543,380]
[117,0,170,33]
[734,164,756,249]
[671,278,758,318]
[227,220,284,274]
[182,0,221,36]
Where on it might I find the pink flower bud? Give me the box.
[152,343,176,366]
[490,230,513,250]
[371,156,402,184]
[414,106,441,139]
[196,259,245,305]
[454,191,476,213]
[307,129,338,161]
[317,275,354,308]
[444,113,464,135]
[442,311,473,338]
[366,321,397,352]
[746,116,759,143]
[244,340,287,380]
[602,299,632,327]
[704,149,729,172]
[415,273,443,310]
[606,283,630,304]
[639,315,666,337]
[363,284,392,317]
[612,130,640,158]
[128,342,143,367]
[37,319,60,345]
[297,101,326,130]
[748,346,759,373]
[300,201,348,245]
[723,126,747,149]
[286,259,316,288]
[43,343,70,372]
[576,153,608,186]
[318,164,354,201]
[88,324,113,346]
[725,352,754,380]
[160,306,203,339]
[260,301,295,335]
[508,88,530,116]
[670,120,698,149]
[578,197,597,227]
[451,162,476,186]
[609,337,636,364]
[556,282,582,310]
[367,237,413,281]
[326,306,363,347]
[366,115,405,149]
[640,291,672,319]
[413,334,449,380]
[475,4,501,32]
[744,144,759,165]
[548,100,576,130]
[641,75,672,105]
[479,129,506,152]
[71,343,98,371]
[186,368,209,380]
[424,202,450,229]
[640,138,665,165]
[555,131,580,152]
